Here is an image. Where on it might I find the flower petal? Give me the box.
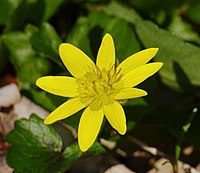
[36,76,78,97]
[114,88,147,100]
[118,48,159,74]
[96,33,115,70]
[114,62,163,88]
[103,101,126,135]
[78,107,104,152]
[59,43,95,78]
[44,97,90,124]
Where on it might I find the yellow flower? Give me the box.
[36,33,163,152]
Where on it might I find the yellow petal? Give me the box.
[114,62,163,88]
[36,76,78,97]
[103,101,126,135]
[78,107,104,152]
[114,88,147,100]
[59,43,95,78]
[44,97,89,124]
[96,33,115,70]
[118,48,159,74]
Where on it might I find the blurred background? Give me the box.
[1,0,200,173]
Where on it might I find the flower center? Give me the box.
[76,65,122,99]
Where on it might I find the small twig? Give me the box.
[127,135,174,161]
[58,121,77,138]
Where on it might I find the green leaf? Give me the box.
[58,141,105,172]
[175,145,181,163]
[135,20,200,91]
[130,0,180,13]
[26,23,62,59]
[102,1,142,25]
[2,31,35,65]
[186,0,200,24]
[25,23,63,67]
[0,0,21,26]
[67,11,140,62]
[168,11,200,45]
[6,0,66,30]
[41,0,66,21]
[5,114,62,173]
[2,22,63,89]
[2,31,52,89]
[2,22,67,112]
[5,114,105,173]
[56,142,82,172]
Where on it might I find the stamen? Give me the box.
[76,65,123,107]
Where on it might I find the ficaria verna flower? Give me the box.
[36,33,163,152]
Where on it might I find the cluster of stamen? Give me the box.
[76,65,123,99]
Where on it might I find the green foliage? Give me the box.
[2,22,62,90]
[3,31,51,88]
[0,0,21,26]
[4,0,66,30]
[186,0,200,24]
[102,1,142,25]
[26,23,62,61]
[59,141,105,172]
[168,11,200,44]
[5,114,105,173]
[175,108,198,161]
[136,20,200,91]
[2,22,65,111]
[67,11,140,61]
[1,0,200,172]
[5,114,62,173]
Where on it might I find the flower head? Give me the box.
[36,33,163,151]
